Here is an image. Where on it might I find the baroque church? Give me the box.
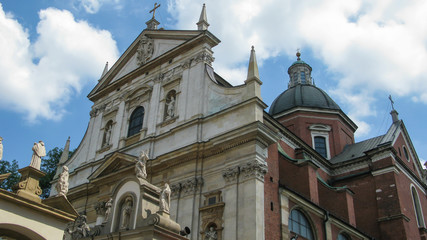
[22,3,425,240]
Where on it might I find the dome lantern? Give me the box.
[287,50,313,88]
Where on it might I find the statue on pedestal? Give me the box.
[136,150,148,181]
[30,140,46,170]
[56,166,69,197]
[159,183,171,213]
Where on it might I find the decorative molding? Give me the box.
[195,51,214,65]
[240,160,268,181]
[170,176,204,198]
[372,166,400,176]
[222,166,239,183]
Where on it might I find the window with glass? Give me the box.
[289,209,314,240]
[128,107,144,137]
[301,71,306,84]
[412,186,425,227]
[314,136,327,158]
[337,233,350,240]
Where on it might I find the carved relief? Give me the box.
[195,51,214,65]
[63,215,101,240]
[222,166,240,183]
[136,35,154,66]
[200,191,224,240]
[240,160,268,181]
[170,177,204,198]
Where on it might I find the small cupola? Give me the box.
[287,51,313,88]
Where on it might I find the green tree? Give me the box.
[0,159,20,191]
[39,147,74,198]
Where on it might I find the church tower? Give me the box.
[269,52,357,159]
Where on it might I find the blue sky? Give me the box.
[0,0,426,169]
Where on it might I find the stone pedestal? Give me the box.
[15,166,45,203]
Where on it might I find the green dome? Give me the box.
[269,84,341,116]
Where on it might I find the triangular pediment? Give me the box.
[88,152,137,181]
[88,29,220,102]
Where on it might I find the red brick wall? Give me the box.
[334,174,381,239]
[264,143,281,240]
[277,111,355,158]
[393,133,421,178]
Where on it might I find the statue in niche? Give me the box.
[30,140,46,170]
[0,136,3,161]
[159,183,171,213]
[165,91,176,120]
[103,122,112,147]
[136,150,148,180]
[136,35,154,65]
[104,198,113,223]
[56,165,69,197]
[205,226,218,240]
[120,196,133,230]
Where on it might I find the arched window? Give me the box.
[301,71,306,84]
[337,233,351,240]
[411,186,425,227]
[403,146,410,162]
[289,209,314,240]
[314,136,327,158]
[128,107,144,137]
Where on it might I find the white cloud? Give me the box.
[168,0,427,137]
[76,0,122,14]
[0,5,119,121]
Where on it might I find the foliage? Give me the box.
[0,159,20,191]
[40,147,74,199]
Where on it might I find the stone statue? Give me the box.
[56,166,69,197]
[159,183,171,213]
[30,140,46,170]
[205,226,218,240]
[120,196,133,230]
[64,215,91,239]
[166,96,176,119]
[104,198,113,223]
[0,137,3,161]
[136,150,148,180]
[103,123,112,147]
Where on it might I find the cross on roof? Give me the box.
[389,95,395,110]
[149,3,161,19]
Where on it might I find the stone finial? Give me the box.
[197,4,209,30]
[245,46,260,83]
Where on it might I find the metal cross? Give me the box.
[149,3,161,19]
[389,95,395,110]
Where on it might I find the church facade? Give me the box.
[51,4,427,240]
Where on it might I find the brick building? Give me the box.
[265,52,427,240]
